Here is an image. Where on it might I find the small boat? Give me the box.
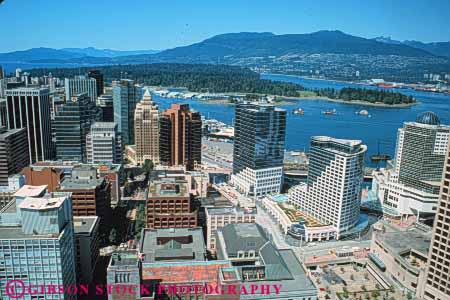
[322,109,337,115]
[293,108,304,115]
[356,109,369,116]
[370,154,391,162]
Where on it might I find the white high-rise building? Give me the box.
[372,112,450,220]
[86,122,122,164]
[289,136,366,236]
[65,75,97,103]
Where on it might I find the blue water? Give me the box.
[151,74,450,166]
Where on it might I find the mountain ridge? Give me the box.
[2,31,450,82]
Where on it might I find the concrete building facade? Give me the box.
[134,89,160,165]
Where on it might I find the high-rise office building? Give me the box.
[86,122,122,164]
[5,87,53,163]
[0,65,3,79]
[97,94,114,122]
[0,127,29,186]
[134,89,159,164]
[113,79,141,145]
[421,138,450,300]
[372,112,450,219]
[0,190,77,300]
[289,136,367,235]
[0,78,6,98]
[54,93,100,162]
[231,102,286,198]
[159,104,202,170]
[88,70,104,97]
[73,216,100,284]
[65,75,97,103]
[396,112,449,194]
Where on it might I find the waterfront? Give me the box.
[150,74,450,166]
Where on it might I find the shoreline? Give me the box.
[287,96,418,108]
[197,93,418,108]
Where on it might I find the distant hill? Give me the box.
[152,30,434,63]
[0,47,160,62]
[373,36,450,59]
[61,47,161,57]
[0,47,86,62]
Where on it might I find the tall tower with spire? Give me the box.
[134,89,160,164]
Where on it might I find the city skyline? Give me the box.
[0,0,450,52]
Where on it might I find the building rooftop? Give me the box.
[59,177,104,190]
[73,216,99,234]
[18,196,66,211]
[91,122,117,129]
[0,127,25,139]
[140,227,206,263]
[206,206,256,215]
[0,225,66,239]
[148,178,189,198]
[375,223,431,257]
[416,111,440,125]
[216,223,316,297]
[312,136,362,148]
[240,249,317,299]
[220,223,268,255]
[109,250,139,267]
[14,185,47,198]
[142,260,236,285]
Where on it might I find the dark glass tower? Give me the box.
[231,102,286,197]
[88,70,104,97]
[54,93,100,162]
[232,102,286,174]
[113,79,141,145]
[5,87,53,163]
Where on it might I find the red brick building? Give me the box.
[147,178,197,229]
[58,167,111,226]
[159,104,202,171]
[21,166,64,192]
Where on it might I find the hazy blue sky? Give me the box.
[1,0,450,52]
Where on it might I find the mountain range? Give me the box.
[1,30,449,82]
[0,47,160,62]
[372,36,450,59]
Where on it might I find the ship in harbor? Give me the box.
[292,108,304,115]
[355,109,371,117]
[322,109,337,115]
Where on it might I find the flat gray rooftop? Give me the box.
[60,178,103,189]
[140,227,206,263]
[376,228,431,256]
[240,249,317,299]
[73,216,99,234]
[0,226,61,239]
[206,206,256,215]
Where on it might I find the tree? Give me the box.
[406,292,412,300]
[109,228,118,245]
[142,159,154,175]
[371,290,380,298]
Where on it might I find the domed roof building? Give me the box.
[416,111,440,125]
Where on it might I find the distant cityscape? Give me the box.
[0,61,448,300]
